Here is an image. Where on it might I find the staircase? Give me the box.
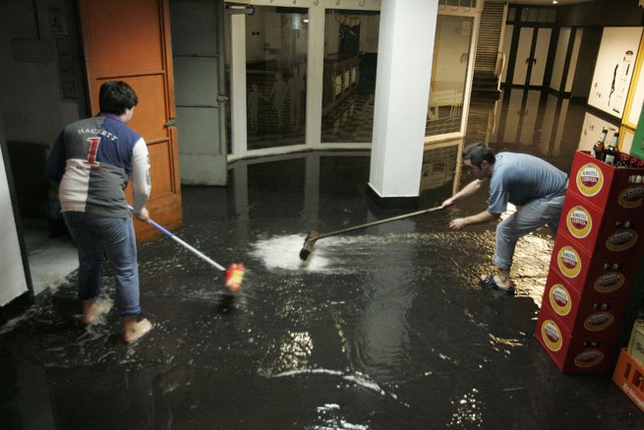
[471,2,507,100]
[472,72,501,100]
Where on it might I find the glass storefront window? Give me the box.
[426,15,473,137]
[321,10,379,144]
[244,7,308,150]
[223,2,475,157]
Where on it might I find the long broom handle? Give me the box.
[129,206,227,272]
[312,206,444,241]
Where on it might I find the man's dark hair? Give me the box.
[99,81,138,115]
[462,142,496,166]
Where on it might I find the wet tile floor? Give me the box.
[2,90,643,428]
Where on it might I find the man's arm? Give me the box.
[449,210,500,231]
[441,178,488,209]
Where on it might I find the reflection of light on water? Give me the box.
[513,234,555,307]
[258,330,313,376]
[269,367,402,404]
[315,402,368,430]
[488,333,524,354]
[448,388,483,427]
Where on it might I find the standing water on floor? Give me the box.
[2,95,642,428]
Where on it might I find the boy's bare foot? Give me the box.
[123,316,153,343]
[83,298,112,325]
[83,299,102,325]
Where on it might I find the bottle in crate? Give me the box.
[592,128,608,160]
[604,133,619,166]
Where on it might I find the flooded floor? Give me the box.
[1,89,642,428]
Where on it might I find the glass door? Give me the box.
[233,6,309,151]
[426,14,473,137]
[321,9,380,144]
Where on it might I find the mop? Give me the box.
[129,206,244,292]
[299,205,444,261]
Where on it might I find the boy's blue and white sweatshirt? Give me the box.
[46,112,151,218]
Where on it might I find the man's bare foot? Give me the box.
[123,316,153,343]
[479,274,513,291]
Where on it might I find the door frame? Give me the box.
[77,0,183,243]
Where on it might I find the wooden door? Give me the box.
[512,26,551,87]
[78,0,182,243]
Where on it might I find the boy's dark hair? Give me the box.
[99,81,138,115]
[462,142,496,166]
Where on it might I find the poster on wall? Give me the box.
[588,27,643,118]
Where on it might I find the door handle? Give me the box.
[165,118,177,127]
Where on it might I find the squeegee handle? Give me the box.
[129,206,226,272]
[315,206,444,241]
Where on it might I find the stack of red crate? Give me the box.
[535,150,644,372]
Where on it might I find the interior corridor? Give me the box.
[3,88,642,428]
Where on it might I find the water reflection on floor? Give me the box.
[2,90,641,428]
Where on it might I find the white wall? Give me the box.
[0,118,30,306]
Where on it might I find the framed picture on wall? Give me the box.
[587,27,643,119]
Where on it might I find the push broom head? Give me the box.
[299,230,318,261]
[225,263,245,293]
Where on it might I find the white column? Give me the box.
[306,5,325,149]
[230,13,248,157]
[369,0,438,199]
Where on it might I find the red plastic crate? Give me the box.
[568,151,644,212]
[540,294,628,339]
[560,192,643,255]
[535,312,617,373]
[545,264,633,305]
[550,232,641,291]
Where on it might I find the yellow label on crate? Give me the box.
[575,163,603,197]
[574,349,604,368]
[584,311,614,331]
[549,284,572,316]
[566,206,592,238]
[618,185,644,208]
[593,272,625,293]
[606,230,638,252]
[541,319,563,352]
[557,246,582,278]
